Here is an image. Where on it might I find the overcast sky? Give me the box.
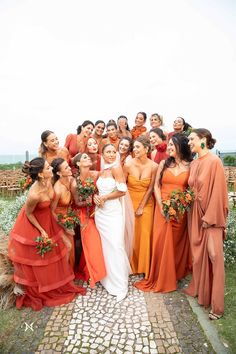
[0,0,235,155]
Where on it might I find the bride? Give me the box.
[94,144,130,302]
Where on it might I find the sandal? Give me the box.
[209,311,223,320]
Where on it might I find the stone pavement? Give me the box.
[35,275,223,354]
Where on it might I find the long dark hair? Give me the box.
[77,120,94,135]
[150,128,166,141]
[22,157,45,181]
[160,133,193,185]
[118,137,133,154]
[51,158,65,183]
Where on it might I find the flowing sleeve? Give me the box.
[201,158,229,228]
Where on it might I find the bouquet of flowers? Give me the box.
[162,187,194,222]
[35,235,57,257]
[57,209,80,229]
[77,177,97,204]
[76,177,97,229]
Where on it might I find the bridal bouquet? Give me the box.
[77,177,97,205]
[162,188,194,222]
[35,235,57,257]
[57,209,80,230]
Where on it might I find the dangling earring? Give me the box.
[200,142,205,149]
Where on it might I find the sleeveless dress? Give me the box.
[8,201,85,311]
[95,177,130,298]
[128,175,154,278]
[77,201,107,289]
[135,169,192,293]
[54,189,75,269]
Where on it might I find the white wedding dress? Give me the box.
[95,176,130,301]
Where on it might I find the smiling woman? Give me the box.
[39,130,69,164]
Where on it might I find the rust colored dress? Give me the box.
[76,204,106,288]
[135,169,192,293]
[184,153,228,315]
[54,187,75,269]
[8,201,85,311]
[128,175,154,278]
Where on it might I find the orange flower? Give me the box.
[169,207,176,215]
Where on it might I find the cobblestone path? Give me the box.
[35,275,215,354]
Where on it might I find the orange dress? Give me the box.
[8,201,85,311]
[76,176,106,288]
[128,175,154,278]
[135,169,192,293]
[54,189,75,269]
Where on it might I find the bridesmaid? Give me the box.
[149,128,168,164]
[124,136,158,278]
[100,122,120,153]
[92,120,106,152]
[73,153,106,289]
[117,115,132,139]
[130,112,147,140]
[65,120,94,173]
[184,129,228,320]
[39,130,69,164]
[168,117,192,140]
[51,158,76,269]
[85,137,101,171]
[118,137,133,168]
[8,158,85,311]
[135,133,192,293]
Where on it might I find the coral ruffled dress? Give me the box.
[135,170,192,293]
[8,201,85,311]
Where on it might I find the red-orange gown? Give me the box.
[65,134,88,175]
[135,169,192,293]
[54,189,75,269]
[8,201,85,311]
[183,153,228,315]
[75,203,106,288]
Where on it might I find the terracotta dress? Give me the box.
[54,188,75,269]
[76,176,106,288]
[184,153,228,315]
[128,175,154,278]
[65,134,88,175]
[135,169,192,293]
[8,201,85,311]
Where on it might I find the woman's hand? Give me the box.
[41,230,48,238]
[86,196,93,205]
[94,194,105,208]
[66,229,75,236]
[202,221,211,228]
[135,206,144,216]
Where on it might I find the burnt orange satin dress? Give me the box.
[135,169,192,293]
[128,175,154,279]
[54,190,75,269]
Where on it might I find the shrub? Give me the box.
[224,208,236,265]
[223,155,236,166]
[0,192,28,235]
